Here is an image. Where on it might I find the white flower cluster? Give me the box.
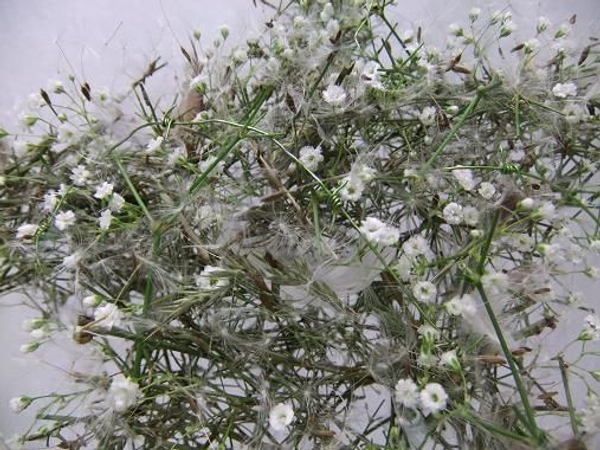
[395,378,449,416]
[107,374,141,413]
[359,217,399,246]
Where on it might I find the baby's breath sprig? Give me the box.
[1,1,599,449]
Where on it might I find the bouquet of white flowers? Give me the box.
[1,1,599,448]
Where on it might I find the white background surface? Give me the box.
[0,0,598,445]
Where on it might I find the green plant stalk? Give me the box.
[473,211,545,444]
[113,156,153,223]
[557,353,580,436]
[420,93,482,174]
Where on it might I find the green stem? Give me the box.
[473,211,545,444]
[420,93,481,174]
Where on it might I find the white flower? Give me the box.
[109,193,125,212]
[359,217,399,246]
[339,175,365,202]
[478,182,496,199]
[9,396,32,414]
[83,294,102,308]
[536,201,556,221]
[468,7,481,21]
[452,169,476,191]
[42,190,58,211]
[439,350,460,371]
[16,223,38,239]
[412,281,437,302]
[269,403,294,430]
[418,106,436,126]
[419,382,448,416]
[552,82,577,98]
[107,374,141,413]
[70,165,91,186]
[322,84,347,106]
[445,294,477,317]
[47,79,64,94]
[94,302,123,329]
[536,16,551,33]
[298,146,324,171]
[98,209,113,230]
[417,324,440,341]
[146,136,164,153]
[196,265,230,290]
[394,378,419,409]
[518,197,535,210]
[360,61,383,89]
[94,182,114,200]
[442,202,463,225]
[580,314,600,341]
[402,235,433,260]
[55,210,76,230]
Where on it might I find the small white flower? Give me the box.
[536,201,556,221]
[339,175,365,202]
[109,193,125,212]
[94,302,123,329]
[196,265,230,291]
[146,136,164,153]
[43,190,58,211]
[98,209,113,230]
[439,350,461,371]
[70,165,91,186]
[94,181,114,200]
[468,7,481,21]
[552,82,577,98]
[402,235,433,260]
[412,281,437,302]
[478,182,496,199]
[360,61,383,89]
[47,79,64,94]
[518,197,535,210]
[107,374,141,413]
[298,146,324,171]
[9,396,32,414]
[322,84,347,106]
[580,314,600,341]
[418,106,436,126]
[16,223,38,239]
[83,294,102,308]
[445,294,477,317]
[417,324,440,341]
[452,169,476,191]
[55,210,76,230]
[269,403,294,430]
[359,217,399,246]
[536,16,551,33]
[442,202,463,225]
[394,378,419,409]
[419,382,448,416]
